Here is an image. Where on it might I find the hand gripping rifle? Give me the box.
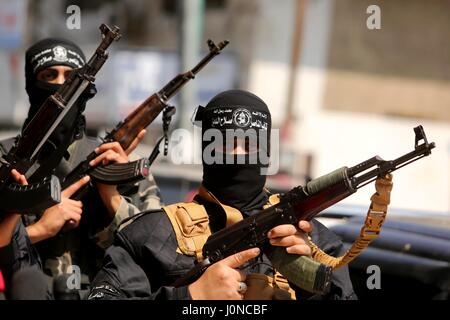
[0,24,121,214]
[173,126,436,294]
[61,39,229,192]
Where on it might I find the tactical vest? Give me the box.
[164,185,296,300]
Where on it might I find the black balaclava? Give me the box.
[195,90,272,215]
[23,38,95,153]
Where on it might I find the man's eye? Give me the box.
[38,70,57,81]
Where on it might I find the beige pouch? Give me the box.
[244,273,296,300]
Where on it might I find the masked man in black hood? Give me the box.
[0,38,161,299]
[88,90,356,300]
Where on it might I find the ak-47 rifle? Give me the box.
[0,24,121,214]
[61,39,229,191]
[172,126,436,293]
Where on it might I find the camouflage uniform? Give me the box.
[0,134,162,299]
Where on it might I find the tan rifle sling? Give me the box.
[309,174,393,269]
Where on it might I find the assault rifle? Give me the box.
[61,39,229,191]
[0,24,121,214]
[173,126,435,293]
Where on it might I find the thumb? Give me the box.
[62,176,90,197]
[221,247,260,269]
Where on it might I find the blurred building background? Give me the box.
[0,0,449,216]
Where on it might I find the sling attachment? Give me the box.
[310,173,393,269]
[147,106,176,165]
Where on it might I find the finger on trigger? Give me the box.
[222,247,260,269]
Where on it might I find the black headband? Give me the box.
[196,105,270,131]
[25,38,86,77]
[194,90,271,132]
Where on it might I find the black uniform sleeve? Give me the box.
[0,220,41,298]
[304,219,358,300]
[88,243,191,300]
[88,209,193,301]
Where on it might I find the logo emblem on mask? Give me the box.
[232,108,252,128]
[53,46,68,62]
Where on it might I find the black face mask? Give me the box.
[198,90,272,213]
[203,153,268,213]
[26,81,61,118]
